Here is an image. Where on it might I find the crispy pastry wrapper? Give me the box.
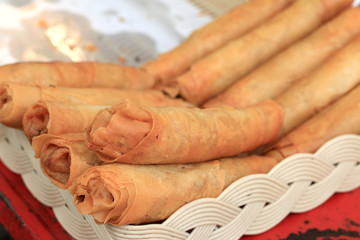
[142,0,294,85]
[203,6,360,108]
[177,0,352,105]
[22,88,192,141]
[266,84,360,162]
[0,61,155,89]
[0,83,42,128]
[23,101,108,141]
[39,86,193,107]
[32,133,103,189]
[87,99,283,164]
[69,155,277,225]
[0,83,192,129]
[275,33,360,137]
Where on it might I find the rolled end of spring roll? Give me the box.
[32,133,102,189]
[87,101,152,162]
[23,100,109,141]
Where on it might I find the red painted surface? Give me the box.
[0,160,72,240]
[242,187,360,240]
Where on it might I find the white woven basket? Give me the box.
[1,0,360,239]
[1,124,360,240]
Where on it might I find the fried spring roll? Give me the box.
[0,83,192,128]
[0,61,155,89]
[0,83,42,128]
[265,84,360,162]
[177,0,352,105]
[275,34,360,137]
[142,0,295,85]
[204,6,360,108]
[69,155,277,225]
[86,99,283,164]
[23,101,109,141]
[32,133,102,189]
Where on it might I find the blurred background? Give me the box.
[0,0,246,66]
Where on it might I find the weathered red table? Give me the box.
[0,160,71,240]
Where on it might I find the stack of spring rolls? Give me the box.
[1,0,360,227]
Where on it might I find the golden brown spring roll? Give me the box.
[0,83,42,128]
[23,101,109,141]
[69,155,278,225]
[0,61,155,89]
[86,99,283,164]
[177,0,352,105]
[204,6,360,108]
[142,0,295,85]
[265,84,360,162]
[23,91,193,141]
[275,34,360,137]
[0,83,192,128]
[32,133,102,189]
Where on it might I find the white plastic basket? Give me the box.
[1,124,360,240]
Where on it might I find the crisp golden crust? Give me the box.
[69,155,277,225]
[203,7,360,109]
[87,99,284,164]
[1,83,192,129]
[266,84,360,162]
[142,0,295,85]
[32,133,103,189]
[0,83,42,128]
[0,61,155,89]
[176,0,352,105]
[275,34,360,137]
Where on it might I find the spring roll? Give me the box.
[0,61,155,89]
[32,133,102,189]
[23,90,193,141]
[0,83,192,128]
[177,0,352,105]
[23,101,109,141]
[0,83,42,128]
[69,154,277,225]
[142,0,295,85]
[204,6,360,108]
[275,34,360,137]
[86,99,283,164]
[265,84,360,162]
